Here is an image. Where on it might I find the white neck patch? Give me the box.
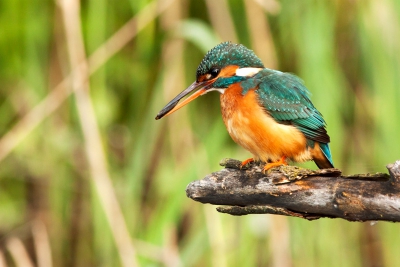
[204,87,226,94]
[235,67,263,77]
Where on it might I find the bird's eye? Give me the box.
[209,68,220,79]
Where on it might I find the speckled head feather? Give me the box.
[196,42,264,79]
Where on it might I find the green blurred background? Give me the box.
[1,0,400,266]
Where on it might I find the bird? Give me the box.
[155,42,334,171]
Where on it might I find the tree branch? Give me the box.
[186,159,400,222]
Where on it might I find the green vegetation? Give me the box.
[0,0,399,266]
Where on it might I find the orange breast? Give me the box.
[220,84,311,163]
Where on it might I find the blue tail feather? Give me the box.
[319,143,334,168]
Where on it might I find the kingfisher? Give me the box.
[155,42,334,171]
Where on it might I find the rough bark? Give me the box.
[186,159,400,222]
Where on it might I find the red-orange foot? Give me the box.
[240,158,254,169]
[263,156,288,173]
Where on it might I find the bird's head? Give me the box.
[155,42,264,119]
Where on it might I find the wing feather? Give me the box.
[241,69,330,144]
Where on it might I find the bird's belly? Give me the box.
[220,87,311,162]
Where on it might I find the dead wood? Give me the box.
[186,159,400,222]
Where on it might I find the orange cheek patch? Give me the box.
[197,75,208,82]
[220,65,239,77]
[197,65,239,82]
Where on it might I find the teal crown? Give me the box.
[196,42,264,78]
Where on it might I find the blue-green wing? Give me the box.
[241,69,330,144]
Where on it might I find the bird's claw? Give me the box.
[262,157,288,174]
[240,158,255,170]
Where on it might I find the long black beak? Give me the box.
[155,80,214,120]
